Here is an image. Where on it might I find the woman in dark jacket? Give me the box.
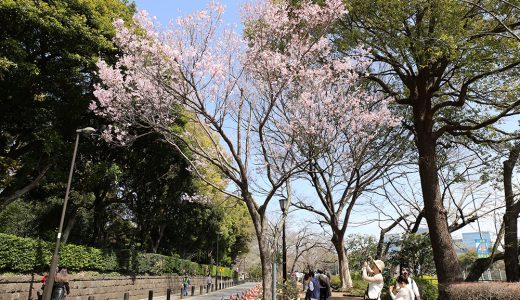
[51,268,70,300]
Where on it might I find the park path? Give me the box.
[142,283,362,300]
[141,282,259,300]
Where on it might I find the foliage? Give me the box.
[0,0,251,275]
[344,272,368,296]
[414,277,438,300]
[337,0,520,284]
[458,250,477,272]
[248,264,262,281]
[387,234,436,276]
[345,234,378,271]
[0,233,236,277]
[277,279,300,300]
[0,0,135,208]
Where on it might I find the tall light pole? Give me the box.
[279,197,289,285]
[279,197,290,300]
[42,127,96,300]
[216,231,222,290]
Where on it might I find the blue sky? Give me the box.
[134,0,243,25]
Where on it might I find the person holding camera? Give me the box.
[361,256,384,300]
[389,275,414,300]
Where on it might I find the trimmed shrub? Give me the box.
[0,233,236,277]
[444,282,519,300]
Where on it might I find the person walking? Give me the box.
[362,257,384,300]
[317,271,331,300]
[308,271,320,300]
[395,267,421,300]
[51,268,70,300]
[182,273,191,297]
[389,275,414,300]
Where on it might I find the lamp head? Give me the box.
[279,198,288,212]
[76,127,96,134]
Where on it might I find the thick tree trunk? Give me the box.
[503,211,519,281]
[417,140,462,284]
[91,192,106,246]
[258,232,273,300]
[332,237,352,289]
[413,92,462,294]
[244,192,272,300]
[503,146,520,281]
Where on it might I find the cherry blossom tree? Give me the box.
[293,127,403,288]
[91,0,395,297]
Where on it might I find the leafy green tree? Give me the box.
[0,0,252,270]
[345,234,378,271]
[0,0,135,208]
[459,249,477,273]
[338,0,520,289]
[387,233,436,276]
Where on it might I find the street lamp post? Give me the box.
[279,198,289,284]
[215,231,222,290]
[42,127,96,300]
[279,197,289,300]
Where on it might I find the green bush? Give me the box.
[330,275,341,289]
[414,277,438,300]
[349,272,368,296]
[0,233,236,277]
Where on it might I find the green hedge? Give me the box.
[0,233,236,277]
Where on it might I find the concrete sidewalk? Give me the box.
[140,282,259,300]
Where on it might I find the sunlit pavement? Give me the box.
[142,282,260,300]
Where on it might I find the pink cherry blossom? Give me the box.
[91,2,399,296]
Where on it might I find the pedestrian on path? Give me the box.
[308,271,320,300]
[362,257,384,300]
[389,275,414,300]
[317,270,331,300]
[182,273,191,297]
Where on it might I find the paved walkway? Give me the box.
[187,282,259,300]
[141,282,259,300]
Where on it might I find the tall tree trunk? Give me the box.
[332,235,352,289]
[503,211,519,281]
[416,139,462,283]
[151,223,167,253]
[414,93,462,293]
[244,192,272,300]
[61,210,77,243]
[258,232,273,300]
[503,144,520,281]
[91,191,106,246]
